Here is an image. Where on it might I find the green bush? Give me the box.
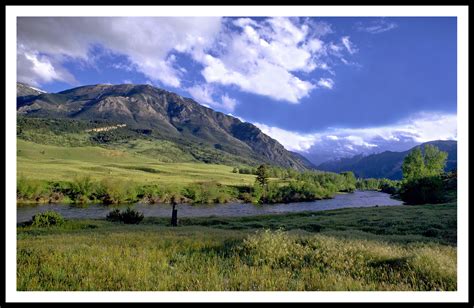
[69,176,95,203]
[105,209,122,222]
[106,207,144,224]
[400,176,445,204]
[17,177,52,201]
[96,179,139,204]
[31,211,65,227]
[121,207,144,224]
[399,176,445,204]
[183,182,235,204]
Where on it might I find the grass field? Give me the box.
[17,203,457,291]
[17,139,256,186]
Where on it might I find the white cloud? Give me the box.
[18,17,358,104]
[187,84,237,112]
[200,17,351,103]
[252,112,457,159]
[187,84,216,106]
[221,94,238,112]
[341,36,357,55]
[227,113,246,122]
[309,21,334,37]
[17,17,222,87]
[254,122,321,152]
[17,46,77,86]
[357,19,398,34]
[343,136,377,148]
[317,78,334,89]
[112,62,135,72]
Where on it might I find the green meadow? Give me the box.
[17,203,456,291]
[17,139,256,186]
[16,124,457,291]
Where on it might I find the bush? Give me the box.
[105,209,122,222]
[106,207,144,224]
[17,177,52,201]
[69,176,95,203]
[96,179,139,204]
[183,182,234,204]
[121,207,144,224]
[399,176,445,204]
[31,211,65,227]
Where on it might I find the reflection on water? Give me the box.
[17,190,403,223]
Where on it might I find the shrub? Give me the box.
[183,182,234,204]
[121,207,144,224]
[69,176,95,202]
[31,211,65,227]
[399,176,445,204]
[105,209,122,222]
[17,177,52,201]
[106,207,144,224]
[96,179,138,204]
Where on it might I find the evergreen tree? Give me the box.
[255,164,269,187]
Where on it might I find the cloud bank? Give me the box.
[17,17,357,108]
[254,112,457,164]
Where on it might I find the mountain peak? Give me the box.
[17,82,47,97]
[16,82,313,170]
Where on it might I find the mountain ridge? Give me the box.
[316,140,457,179]
[17,83,314,170]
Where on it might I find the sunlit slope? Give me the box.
[17,139,256,186]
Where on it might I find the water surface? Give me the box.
[17,190,403,223]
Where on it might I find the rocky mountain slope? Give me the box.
[17,83,313,170]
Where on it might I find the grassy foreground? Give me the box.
[17,203,457,291]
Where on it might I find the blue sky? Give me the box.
[17,17,457,164]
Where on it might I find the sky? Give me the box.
[17,16,457,164]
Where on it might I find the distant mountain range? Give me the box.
[16,83,314,170]
[317,140,457,180]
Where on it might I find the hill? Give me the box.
[17,83,313,170]
[317,140,457,179]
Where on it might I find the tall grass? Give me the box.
[17,226,456,291]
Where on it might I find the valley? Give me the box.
[15,83,458,292]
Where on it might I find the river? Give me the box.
[17,190,403,223]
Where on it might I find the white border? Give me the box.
[5,5,469,303]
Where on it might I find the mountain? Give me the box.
[17,82,46,97]
[17,82,47,106]
[16,83,312,170]
[316,140,457,180]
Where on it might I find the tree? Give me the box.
[423,144,448,177]
[400,145,449,204]
[402,147,425,182]
[402,145,448,182]
[255,164,269,187]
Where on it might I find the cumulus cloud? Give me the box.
[200,17,333,103]
[187,84,237,112]
[356,19,398,34]
[254,122,321,152]
[17,17,357,104]
[17,17,222,87]
[17,45,77,86]
[253,112,457,163]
